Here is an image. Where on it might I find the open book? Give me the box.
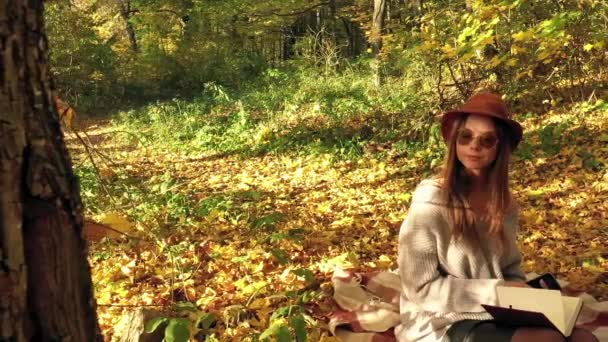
[481,286,583,337]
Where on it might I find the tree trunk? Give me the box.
[0,1,101,341]
[465,0,474,11]
[371,0,386,55]
[413,0,423,13]
[372,0,387,86]
[119,0,139,53]
[329,0,337,22]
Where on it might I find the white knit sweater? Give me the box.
[395,179,526,342]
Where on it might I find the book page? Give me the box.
[496,287,565,333]
[562,296,583,336]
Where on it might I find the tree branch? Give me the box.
[250,2,331,18]
[156,9,180,17]
[126,8,187,25]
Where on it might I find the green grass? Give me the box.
[112,63,436,160]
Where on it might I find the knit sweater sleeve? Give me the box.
[398,185,503,313]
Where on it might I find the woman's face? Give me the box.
[455,114,499,177]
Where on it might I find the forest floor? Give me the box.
[66,106,608,341]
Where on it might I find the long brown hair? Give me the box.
[440,114,513,247]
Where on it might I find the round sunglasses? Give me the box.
[456,128,499,149]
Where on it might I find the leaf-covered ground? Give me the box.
[68,106,608,341]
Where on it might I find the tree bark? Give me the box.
[413,0,423,14]
[371,0,386,55]
[372,0,387,86]
[119,0,139,53]
[465,0,474,11]
[0,1,101,341]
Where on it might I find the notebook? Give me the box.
[481,286,583,337]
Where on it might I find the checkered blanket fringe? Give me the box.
[330,268,608,342]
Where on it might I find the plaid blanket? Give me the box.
[330,268,608,341]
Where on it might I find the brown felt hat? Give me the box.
[441,92,523,150]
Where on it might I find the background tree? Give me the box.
[371,0,386,86]
[43,0,608,112]
[0,1,100,340]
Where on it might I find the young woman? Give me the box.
[395,93,598,342]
